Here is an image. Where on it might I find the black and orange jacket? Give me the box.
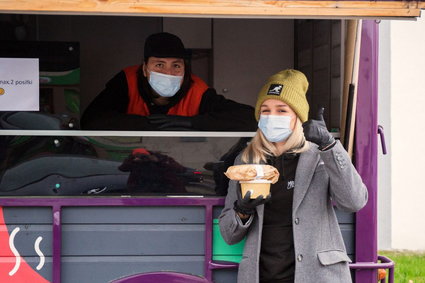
[81,66,257,131]
[123,65,208,117]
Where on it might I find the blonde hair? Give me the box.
[242,117,309,164]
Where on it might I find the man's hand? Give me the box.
[302,108,336,150]
[147,114,193,130]
[233,188,271,216]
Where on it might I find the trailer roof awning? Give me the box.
[0,0,424,19]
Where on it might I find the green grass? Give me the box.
[379,250,425,283]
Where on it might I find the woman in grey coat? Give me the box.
[219,69,368,283]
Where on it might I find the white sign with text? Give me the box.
[0,58,39,111]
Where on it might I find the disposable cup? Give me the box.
[239,180,272,199]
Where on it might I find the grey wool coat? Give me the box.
[219,141,368,283]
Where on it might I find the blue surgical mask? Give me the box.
[258,115,293,142]
[148,70,183,97]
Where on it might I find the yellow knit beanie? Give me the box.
[255,69,309,122]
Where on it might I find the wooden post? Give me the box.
[341,19,362,158]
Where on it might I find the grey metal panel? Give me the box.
[0,256,52,281]
[62,207,205,224]
[0,225,52,257]
[213,269,238,283]
[1,204,355,283]
[335,209,355,224]
[213,206,224,219]
[2,207,52,224]
[61,256,204,283]
[62,224,204,256]
[340,224,355,255]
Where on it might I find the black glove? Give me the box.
[147,114,193,130]
[233,189,271,216]
[302,108,336,150]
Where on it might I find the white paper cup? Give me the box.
[239,180,272,199]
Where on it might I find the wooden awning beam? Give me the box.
[0,0,422,18]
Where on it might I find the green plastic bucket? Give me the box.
[212,219,245,263]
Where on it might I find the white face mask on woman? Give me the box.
[258,115,293,142]
[148,70,183,97]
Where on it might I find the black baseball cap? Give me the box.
[144,32,189,60]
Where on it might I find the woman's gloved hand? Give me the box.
[233,188,271,216]
[147,114,193,130]
[302,108,336,151]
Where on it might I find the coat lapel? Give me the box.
[292,148,320,213]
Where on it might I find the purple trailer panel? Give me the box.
[355,20,379,283]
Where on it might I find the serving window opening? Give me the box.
[0,14,356,197]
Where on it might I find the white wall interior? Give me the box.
[213,19,294,106]
[390,16,425,250]
[163,18,212,49]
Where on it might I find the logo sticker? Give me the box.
[267,84,284,96]
[287,180,295,190]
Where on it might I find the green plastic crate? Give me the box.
[213,219,245,263]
